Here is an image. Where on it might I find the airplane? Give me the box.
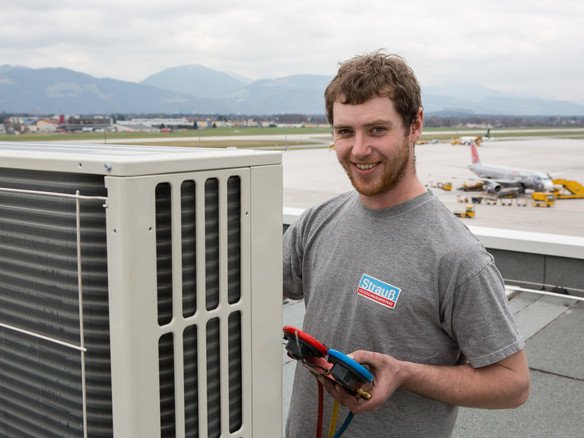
[468,143,555,194]
[452,135,482,146]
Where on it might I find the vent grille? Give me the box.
[0,168,112,437]
[155,174,244,437]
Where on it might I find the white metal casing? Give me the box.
[0,142,283,437]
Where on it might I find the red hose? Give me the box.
[316,380,324,438]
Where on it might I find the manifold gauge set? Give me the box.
[283,325,374,438]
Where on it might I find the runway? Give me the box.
[282,138,584,237]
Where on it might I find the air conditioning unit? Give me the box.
[0,142,283,437]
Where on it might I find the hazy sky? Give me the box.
[2,0,583,102]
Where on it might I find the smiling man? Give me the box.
[283,51,530,437]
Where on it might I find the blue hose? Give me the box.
[332,411,354,438]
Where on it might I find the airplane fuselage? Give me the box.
[468,163,554,192]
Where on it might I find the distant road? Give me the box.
[427,128,584,134]
[37,127,584,149]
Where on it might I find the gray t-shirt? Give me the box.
[283,190,524,437]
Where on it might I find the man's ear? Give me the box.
[410,107,424,142]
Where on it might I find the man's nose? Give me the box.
[352,131,370,157]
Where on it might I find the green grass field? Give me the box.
[1,126,583,148]
[0,126,332,143]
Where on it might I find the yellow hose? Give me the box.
[327,400,340,438]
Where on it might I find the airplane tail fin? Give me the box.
[470,143,481,164]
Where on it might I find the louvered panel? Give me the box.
[154,172,246,437]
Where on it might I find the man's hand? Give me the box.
[318,350,404,413]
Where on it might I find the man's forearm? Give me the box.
[400,350,530,409]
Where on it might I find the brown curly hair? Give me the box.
[324,50,422,131]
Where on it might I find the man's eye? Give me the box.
[336,129,352,137]
[371,127,386,135]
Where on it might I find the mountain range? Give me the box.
[1,64,584,116]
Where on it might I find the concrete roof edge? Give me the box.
[283,207,306,225]
[469,225,584,259]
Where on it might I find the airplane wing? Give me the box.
[427,173,518,186]
[483,178,521,185]
[426,174,523,194]
[473,177,523,193]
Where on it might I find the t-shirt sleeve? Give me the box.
[283,219,305,300]
[446,261,525,368]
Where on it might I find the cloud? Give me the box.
[1,0,583,102]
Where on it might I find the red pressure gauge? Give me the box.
[282,325,328,360]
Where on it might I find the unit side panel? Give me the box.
[105,168,254,437]
[249,164,283,436]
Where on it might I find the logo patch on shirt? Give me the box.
[357,274,401,309]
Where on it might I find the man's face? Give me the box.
[332,96,417,200]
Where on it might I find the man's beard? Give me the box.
[343,138,411,197]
